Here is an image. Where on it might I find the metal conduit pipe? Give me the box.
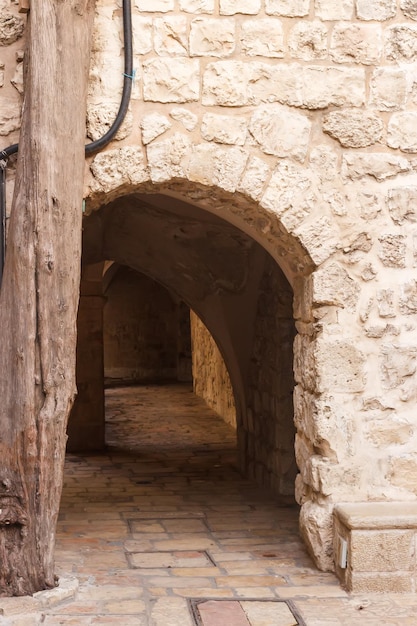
[0,0,133,286]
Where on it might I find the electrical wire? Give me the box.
[0,0,133,282]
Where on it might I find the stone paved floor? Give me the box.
[2,384,417,625]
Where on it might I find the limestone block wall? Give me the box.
[244,254,296,496]
[3,0,417,571]
[103,265,180,383]
[191,310,237,428]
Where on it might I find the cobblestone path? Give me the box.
[1,384,417,625]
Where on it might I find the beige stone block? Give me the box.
[388,187,417,225]
[364,415,412,447]
[399,280,417,314]
[388,112,417,153]
[90,146,149,193]
[140,112,171,145]
[187,143,248,192]
[350,529,415,572]
[370,68,407,110]
[389,455,417,494]
[300,500,334,571]
[201,113,247,145]
[342,153,412,181]
[312,263,360,311]
[135,0,174,11]
[301,66,365,109]
[190,18,235,57]
[378,234,406,268]
[295,217,340,266]
[316,340,365,393]
[240,18,285,58]
[220,0,261,14]
[154,17,188,56]
[356,0,396,20]
[265,0,309,16]
[401,0,417,20]
[289,22,328,61]
[237,156,271,201]
[143,58,200,103]
[322,109,383,148]
[0,97,21,136]
[385,24,417,61]
[179,0,215,12]
[261,160,312,225]
[0,10,24,45]
[249,104,311,161]
[202,60,248,106]
[132,15,153,55]
[87,102,133,142]
[247,62,302,106]
[330,24,382,64]
[170,107,198,131]
[315,0,354,20]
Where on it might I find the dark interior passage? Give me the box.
[69,192,297,498]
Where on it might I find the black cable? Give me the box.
[0,164,6,289]
[0,0,133,282]
[85,0,133,156]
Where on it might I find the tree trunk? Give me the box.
[0,1,95,596]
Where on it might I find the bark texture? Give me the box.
[0,1,95,596]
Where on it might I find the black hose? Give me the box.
[0,164,5,289]
[85,0,133,156]
[0,0,133,282]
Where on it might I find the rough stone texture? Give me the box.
[265,0,310,17]
[191,312,236,428]
[169,107,198,130]
[154,16,188,56]
[190,18,235,57]
[87,102,133,141]
[240,19,285,58]
[143,58,200,103]
[385,24,417,61]
[5,0,417,590]
[249,105,311,161]
[0,9,24,45]
[370,68,407,110]
[387,112,417,152]
[220,0,261,15]
[0,97,21,135]
[315,0,354,20]
[356,0,397,21]
[322,109,383,148]
[288,22,328,61]
[201,113,247,145]
[140,112,171,144]
[330,24,382,64]
[401,0,417,20]
[387,187,417,224]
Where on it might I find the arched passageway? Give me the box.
[70,191,298,499]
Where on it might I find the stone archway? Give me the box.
[76,144,367,573]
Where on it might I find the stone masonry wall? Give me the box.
[244,254,296,496]
[103,266,179,383]
[191,310,237,428]
[3,0,417,571]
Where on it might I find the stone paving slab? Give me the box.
[3,386,417,625]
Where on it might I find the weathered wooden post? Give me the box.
[0,1,95,596]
